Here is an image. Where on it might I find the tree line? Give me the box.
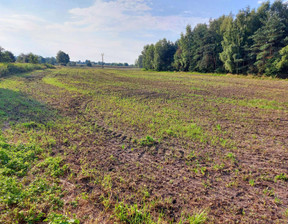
[136,1,288,78]
[0,48,70,66]
[0,48,132,68]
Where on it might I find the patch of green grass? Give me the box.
[179,210,208,224]
[220,97,285,110]
[249,179,255,186]
[114,202,154,224]
[43,76,89,94]
[0,63,52,77]
[284,208,288,218]
[22,121,39,129]
[44,213,80,224]
[37,156,69,177]
[0,88,58,125]
[0,142,41,177]
[0,135,70,223]
[274,173,288,182]
[140,136,157,147]
[226,152,236,163]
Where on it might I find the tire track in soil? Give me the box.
[16,71,288,223]
[65,97,285,223]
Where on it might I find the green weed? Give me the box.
[140,136,157,147]
[274,173,288,182]
[114,202,153,224]
[179,210,208,224]
[249,179,255,186]
[226,152,236,162]
[37,157,68,177]
[44,213,80,224]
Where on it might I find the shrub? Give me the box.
[0,63,54,77]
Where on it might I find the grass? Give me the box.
[0,63,53,77]
[0,82,76,223]
[0,137,73,223]
[0,67,287,223]
[274,173,288,182]
[114,203,153,224]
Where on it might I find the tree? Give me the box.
[135,0,288,78]
[56,51,70,66]
[45,57,57,65]
[86,60,92,67]
[173,25,194,71]
[16,53,28,63]
[27,53,39,64]
[135,55,143,68]
[0,46,4,62]
[67,61,76,66]
[251,12,285,74]
[153,38,176,71]
[16,53,39,64]
[198,17,225,73]
[38,56,46,64]
[141,44,155,70]
[276,45,288,78]
[2,51,16,63]
[0,47,16,63]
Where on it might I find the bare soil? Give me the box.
[8,69,288,223]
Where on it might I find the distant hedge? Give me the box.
[0,63,54,77]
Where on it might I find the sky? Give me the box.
[0,0,277,64]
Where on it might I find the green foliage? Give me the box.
[56,50,70,66]
[0,88,58,125]
[251,11,285,75]
[0,63,52,77]
[0,143,41,177]
[0,135,69,223]
[44,213,80,224]
[86,60,92,67]
[173,25,194,71]
[226,152,236,162]
[220,8,259,74]
[179,210,208,224]
[140,136,157,147]
[142,44,155,70]
[274,173,288,182]
[114,202,153,224]
[0,46,15,63]
[187,211,208,224]
[137,1,288,78]
[16,53,39,64]
[0,176,24,205]
[37,157,68,177]
[276,45,288,78]
[153,38,176,71]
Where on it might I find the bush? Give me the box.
[0,63,54,77]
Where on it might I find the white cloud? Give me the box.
[0,0,209,64]
[68,0,207,34]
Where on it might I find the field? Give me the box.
[0,67,288,223]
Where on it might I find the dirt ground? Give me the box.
[3,69,288,223]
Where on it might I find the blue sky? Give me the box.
[0,0,276,64]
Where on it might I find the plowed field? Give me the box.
[0,68,287,223]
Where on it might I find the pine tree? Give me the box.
[251,12,285,74]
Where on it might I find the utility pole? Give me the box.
[101,53,104,69]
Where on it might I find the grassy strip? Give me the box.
[0,132,78,223]
[0,79,78,223]
[0,63,54,77]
